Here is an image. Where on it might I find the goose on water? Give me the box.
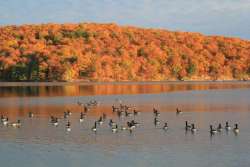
[191,124,197,133]
[185,121,191,131]
[66,121,71,132]
[233,124,239,134]
[225,122,231,131]
[210,125,217,135]
[163,123,168,130]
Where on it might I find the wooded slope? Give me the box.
[0,23,249,81]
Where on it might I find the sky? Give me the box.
[0,0,250,39]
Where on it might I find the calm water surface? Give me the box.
[0,82,250,167]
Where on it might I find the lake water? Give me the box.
[0,81,250,167]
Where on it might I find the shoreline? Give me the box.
[0,79,249,87]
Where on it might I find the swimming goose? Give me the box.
[51,117,58,126]
[217,123,223,132]
[1,115,8,124]
[225,122,231,131]
[11,120,21,128]
[176,108,182,115]
[91,121,97,132]
[53,118,59,126]
[67,109,72,115]
[127,121,135,130]
[64,110,72,118]
[163,123,168,130]
[2,117,8,126]
[154,117,160,126]
[191,124,197,133]
[210,125,217,135]
[66,121,71,132]
[185,121,191,131]
[112,125,118,133]
[233,124,239,133]
[97,116,104,125]
[109,119,116,127]
[28,112,34,118]
[79,112,85,122]
[64,112,68,118]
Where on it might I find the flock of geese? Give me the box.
[0,99,240,136]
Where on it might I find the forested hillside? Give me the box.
[0,23,249,81]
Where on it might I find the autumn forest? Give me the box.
[0,23,249,81]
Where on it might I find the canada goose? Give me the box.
[64,112,68,118]
[1,115,8,125]
[163,123,168,130]
[191,124,197,133]
[53,119,59,126]
[210,125,217,135]
[233,124,239,133]
[2,117,8,126]
[217,123,223,132]
[66,121,71,132]
[127,121,136,130]
[11,120,21,128]
[225,122,231,131]
[79,112,85,122]
[51,117,58,126]
[97,116,104,125]
[92,122,97,132]
[28,112,34,118]
[176,108,182,115]
[154,117,160,126]
[64,110,72,118]
[112,125,118,133]
[109,119,116,127]
[67,109,72,115]
[185,121,191,131]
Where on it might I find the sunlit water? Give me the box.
[0,82,250,167]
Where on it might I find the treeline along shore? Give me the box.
[0,23,250,81]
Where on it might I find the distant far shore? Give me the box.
[1,23,249,84]
[0,79,249,87]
